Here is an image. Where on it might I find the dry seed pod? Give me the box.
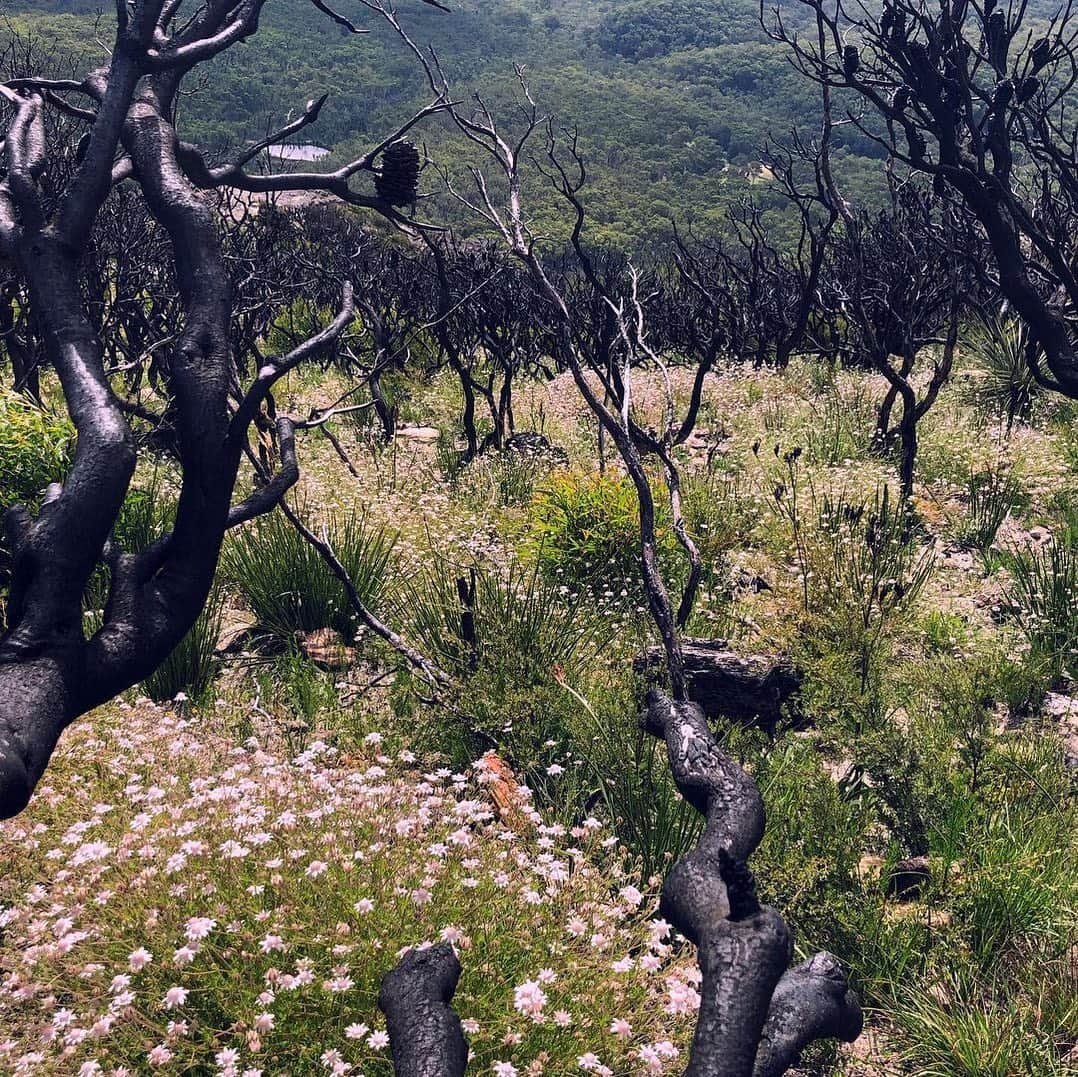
[375,140,421,207]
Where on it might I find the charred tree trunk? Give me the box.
[377,691,863,1075]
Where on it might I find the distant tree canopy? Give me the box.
[590,0,765,59]
[0,0,888,247]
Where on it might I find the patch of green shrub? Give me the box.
[1004,539,1078,680]
[964,317,1044,429]
[525,471,681,602]
[803,484,934,695]
[952,466,1024,554]
[0,391,74,514]
[399,558,602,767]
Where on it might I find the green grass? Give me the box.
[223,505,396,643]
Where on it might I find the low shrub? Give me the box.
[0,390,74,515]
[526,471,681,603]
[964,316,1044,430]
[1004,539,1078,679]
[804,484,934,695]
[398,561,605,780]
[952,466,1024,554]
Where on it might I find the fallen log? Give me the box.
[635,638,803,729]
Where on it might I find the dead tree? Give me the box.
[770,0,1078,397]
[377,73,865,1073]
[468,245,547,451]
[823,185,973,499]
[0,0,451,819]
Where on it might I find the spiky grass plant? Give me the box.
[142,584,225,704]
[222,505,396,642]
[398,558,609,816]
[403,559,602,688]
[965,317,1043,430]
[813,484,935,692]
[953,467,1024,554]
[1005,540,1078,679]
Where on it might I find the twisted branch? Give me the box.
[643,688,862,1075]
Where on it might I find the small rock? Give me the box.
[296,627,356,670]
[396,425,440,443]
[216,609,259,653]
[857,855,885,882]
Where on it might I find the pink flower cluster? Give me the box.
[0,700,699,1074]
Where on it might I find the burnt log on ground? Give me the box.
[636,639,803,729]
[504,430,569,466]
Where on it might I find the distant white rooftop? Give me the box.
[267,143,331,162]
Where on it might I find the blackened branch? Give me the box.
[753,953,864,1077]
[644,688,862,1075]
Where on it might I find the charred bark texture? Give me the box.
[643,688,862,1075]
[379,943,469,1077]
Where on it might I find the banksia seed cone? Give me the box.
[1017,75,1040,104]
[843,44,861,76]
[1031,37,1051,72]
[375,140,420,207]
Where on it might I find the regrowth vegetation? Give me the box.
[0,0,1077,1073]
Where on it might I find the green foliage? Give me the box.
[1045,486,1078,547]
[4,0,892,250]
[800,382,877,466]
[223,506,396,642]
[804,483,934,694]
[891,966,1076,1077]
[952,466,1023,554]
[920,610,971,655]
[452,450,546,510]
[259,648,342,725]
[0,391,73,515]
[526,471,681,602]
[750,732,871,939]
[590,0,764,60]
[583,710,703,883]
[142,585,225,704]
[398,559,612,813]
[1004,539,1078,679]
[404,560,601,688]
[964,317,1044,428]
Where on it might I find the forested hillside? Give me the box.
[1,0,890,245]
